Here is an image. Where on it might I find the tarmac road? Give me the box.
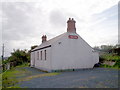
[19,67,118,88]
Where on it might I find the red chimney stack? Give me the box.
[67,18,76,33]
[42,35,47,43]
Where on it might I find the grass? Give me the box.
[7,85,21,88]
[100,64,119,69]
[20,72,60,82]
[2,63,60,88]
[2,64,30,88]
[0,60,1,65]
[0,73,2,90]
[100,53,120,61]
[100,53,120,69]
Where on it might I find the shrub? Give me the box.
[100,53,120,68]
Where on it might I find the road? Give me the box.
[18,67,118,88]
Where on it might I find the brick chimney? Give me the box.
[42,35,47,43]
[67,18,76,33]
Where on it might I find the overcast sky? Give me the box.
[0,0,119,57]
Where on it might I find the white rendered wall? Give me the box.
[92,51,99,64]
[51,33,99,70]
[30,52,34,67]
[31,47,52,72]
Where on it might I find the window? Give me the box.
[41,51,42,60]
[34,52,36,61]
[37,51,39,60]
[33,52,35,66]
[44,50,46,60]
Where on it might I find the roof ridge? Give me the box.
[32,32,67,51]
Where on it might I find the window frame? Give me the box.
[44,50,46,60]
[37,51,39,60]
[41,51,42,60]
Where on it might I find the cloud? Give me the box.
[49,10,66,28]
[85,5,118,46]
[2,2,34,40]
[1,2,43,56]
[0,0,119,57]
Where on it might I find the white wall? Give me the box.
[31,47,52,72]
[30,52,34,67]
[51,33,99,70]
[31,32,99,72]
[92,51,99,64]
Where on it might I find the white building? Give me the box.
[31,18,99,72]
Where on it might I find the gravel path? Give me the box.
[19,67,118,88]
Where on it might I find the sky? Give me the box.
[0,0,119,57]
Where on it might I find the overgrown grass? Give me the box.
[0,73,2,90]
[100,53,120,69]
[2,64,30,88]
[2,63,60,88]
[100,64,119,69]
[7,85,21,88]
[20,72,60,82]
[100,53,120,61]
[0,60,2,65]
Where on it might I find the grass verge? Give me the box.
[100,53,120,69]
[20,72,60,82]
[0,73,2,89]
[2,63,60,88]
[100,64,119,69]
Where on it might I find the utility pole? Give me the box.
[2,44,4,61]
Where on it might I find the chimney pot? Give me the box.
[67,18,76,33]
[42,35,47,43]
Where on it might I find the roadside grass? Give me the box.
[2,63,60,88]
[0,61,1,73]
[100,64,119,69]
[0,73,2,89]
[2,64,30,88]
[100,53,120,69]
[78,86,88,88]
[101,54,120,61]
[100,53,120,61]
[7,85,21,88]
[20,72,60,82]
[0,60,1,65]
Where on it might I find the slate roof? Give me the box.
[31,32,67,51]
[31,32,93,52]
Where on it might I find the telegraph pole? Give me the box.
[2,44,4,61]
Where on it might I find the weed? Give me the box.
[20,73,60,82]
[100,53,120,69]
[2,63,60,88]
[2,64,30,88]
[7,85,21,88]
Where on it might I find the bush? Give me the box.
[100,53,120,61]
[113,60,120,68]
[2,49,30,72]
[100,53,120,68]
[8,49,30,66]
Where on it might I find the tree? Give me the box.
[100,45,114,52]
[93,46,100,50]
[8,49,30,66]
[31,45,38,50]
